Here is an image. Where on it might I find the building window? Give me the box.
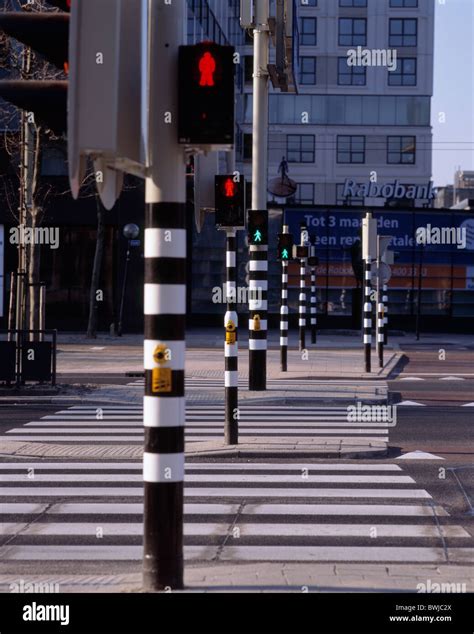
[337,136,365,164]
[387,136,416,164]
[389,19,417,47]
[299,56,317,84]
[242,133,252,160]
[300,17,317,45]
[244,56,253,83]
[336,184,364,206]
[290,183,315,205]
[388,57,416,86]
[339,0,367,6]
[41,146,68,176]
[338,18,367,47]
[338,57,366,85]
[287,135,315,163]
[390,0,418,7]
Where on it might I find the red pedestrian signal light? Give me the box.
[215,176,245,228]
[198,52,216,87]
[223,178,237,198]
[178,43,235,147]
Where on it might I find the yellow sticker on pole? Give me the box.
[253,314,261,331]
[226,332,236,345]
[152,367,172,393]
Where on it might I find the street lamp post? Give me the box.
[118,223,140,337]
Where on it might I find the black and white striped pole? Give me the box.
[308,237,318,345]
[363,259,373,373]
[298,223,308,352]
[277,225,293,372]
[376,236,393,368]
[362,213,377,374]
[143,0,186,591]
[248,209,268,391]
[377,294,385,369]
[383,282,389,346]
[224,229,239,444]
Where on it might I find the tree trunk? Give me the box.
[86,199,105,338]
[28,211,42,340]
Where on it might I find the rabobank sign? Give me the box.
[343,179,436,200]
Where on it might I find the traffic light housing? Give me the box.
[277,233,294,261]
[294,245,309,259]
[178,43,235,148]
[215,175,246,228]
[0,6,70,134]
[308,255,319,267]
[247,210,268,246]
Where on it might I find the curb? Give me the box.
[0,440,388,460]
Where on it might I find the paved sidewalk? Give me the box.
[0,436,388,460]
[0,563,471,593]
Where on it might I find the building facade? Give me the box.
[237,0,435,208]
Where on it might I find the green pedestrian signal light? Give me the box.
[277,233,294,261]
[247,210,268,246]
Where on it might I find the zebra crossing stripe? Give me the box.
[2,523,468,539]
[0,474,411,484]
[0,487,431,498]
[3,460,473,565]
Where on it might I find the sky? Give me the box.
[432,0,474,186]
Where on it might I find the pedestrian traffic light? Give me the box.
[215,175,246,228]
[0,5,70,134]
[294,245,309,259]
[247,210,268,245]
[308,255,319,267]
[178,43,235,148]
[277,233,294,261]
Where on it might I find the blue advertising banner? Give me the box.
[284,207,474,290]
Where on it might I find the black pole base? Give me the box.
[249,349,266,391]
[225,387,239,445]
[281,347,287,372]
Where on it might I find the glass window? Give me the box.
[338,57,366,85]
[292,183,315,205]
[339,18,367,46]
[388,57,417,86]
[336,184,364,206]
[344,96,363,125]
[390,0,418,7]
[389,19,417,46]
[244,56,253,83]
[300,56,317,84]
[287,135,315,163]
[246,94,430,125]
[340,0,367,5]
[300,18,317,45]
[337,136,365,163]
[387,136,416,164]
